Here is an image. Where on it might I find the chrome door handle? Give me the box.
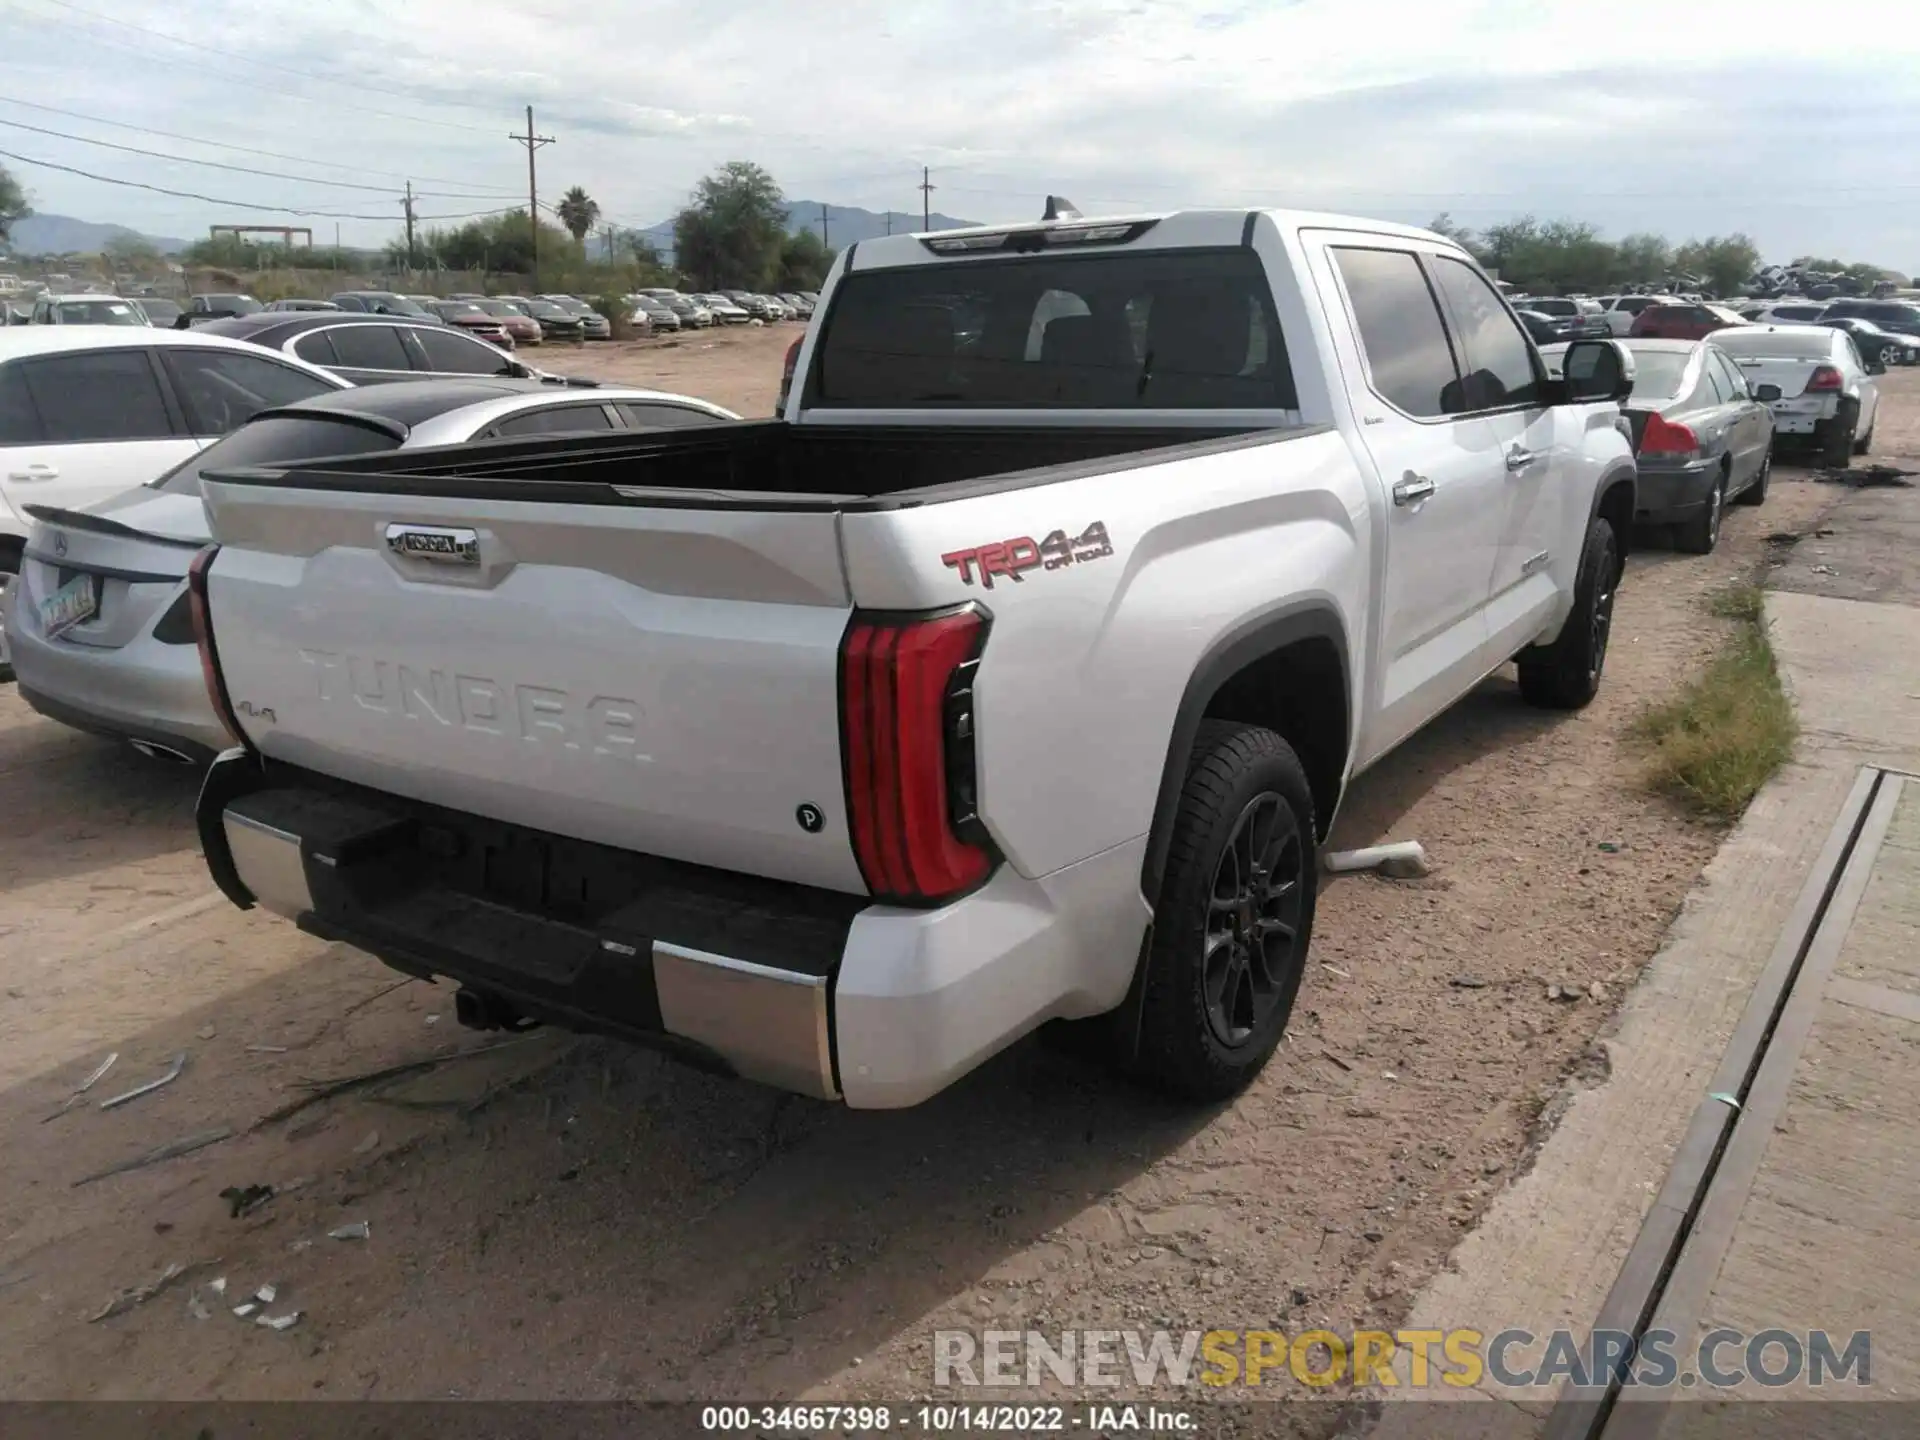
[1505,446,1537,471]
[7,465,56,481]
[1392,475,1436,506]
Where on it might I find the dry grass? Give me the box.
[1634,583,1797,820]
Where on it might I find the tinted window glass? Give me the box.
[324,325,411,370]
[164,349,339,435]
[488,405,615,437]
[1715,330,1834,360]
[410,326,510,376]
[617,402,728,430]
[1621,350,1691,399]
[293,331,339,366]
[812,249,1295,409]
[20,350,174,441]
[1430,256,1542,409]
[1331,247,1459,418]
[152,415,400,495]
[0,365,41,441]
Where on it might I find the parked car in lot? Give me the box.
[700,293,751,324]
[0,328,347,677]
[263,298,342,312]
[721,290,774,320]
[1714,324,1881,467]
[630,296,681,332]
[1543,338,1774,554]
[1595,295,1670,336]
[1518,296,1607,338]
[667,295,714,328]
[136,297,183,327]
[427,299,517,349]
[506,298,586,342]
[779,293,816,320]
[8,380,738,758]
[536,295,611,340]
[1514,308,1564,346]
[189,293,263,318]
[1629,301,1747,340]
[29,293,150,326]
[194,313,543,386]
[329,291,438,321]
[471,297,544,346]
[1751,300,1829,325]
[1818,298,1920,337]
[1820,315,1920,366]
[188,206,1638,1109]
[402,294,447,321]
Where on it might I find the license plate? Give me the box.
[39,572,97,639]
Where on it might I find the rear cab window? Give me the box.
[808,248,1295,410]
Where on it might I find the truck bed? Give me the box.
[203,419,1273,511]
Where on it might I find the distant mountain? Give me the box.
[632,200,982,263]
[3,212,188,257]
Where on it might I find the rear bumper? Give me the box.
[1633,459,1719,524]
[1767,395,1841,437]
[198,756,1149,1108]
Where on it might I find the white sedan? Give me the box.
[1713,324,1882,467]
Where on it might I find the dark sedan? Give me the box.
[193,312,546,386]
[1820,316,1920,367]
[1514,296,1608,339]
[1515,308,1563,346]
[505,297,587,341]
[1545,337,1773,555]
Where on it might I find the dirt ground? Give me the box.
[0,343,1897,1413]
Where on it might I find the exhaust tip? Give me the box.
[129,738,196,765]
[453,988,541,1034]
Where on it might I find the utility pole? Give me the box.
[819,203,829,248]
[919,167,935,230]
[510,106,555,284]
[885,211,892,236]
[402,181,417,272]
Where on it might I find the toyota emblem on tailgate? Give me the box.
[385,523,480,564]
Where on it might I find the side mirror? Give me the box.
[1754,383,1783,403]
[1558,338,1635,404]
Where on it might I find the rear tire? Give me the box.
[1676,469,1727,555]
[1735,443,1771,506]
[1854,418,1875,456]
[1820,400,1858,469]
[1133,721,1317,1102]
[1518,516,1620,710]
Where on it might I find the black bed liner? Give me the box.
[201,419,1327,513]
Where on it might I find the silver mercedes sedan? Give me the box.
[6,378,738,763]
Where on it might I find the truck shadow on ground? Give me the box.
[0,717,202,897]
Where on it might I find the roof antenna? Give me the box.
[1042,196,1082,222]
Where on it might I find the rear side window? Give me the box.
[487,404,616,437]
[1331,247,1459,419]
[163,348,339,435]
[1711,350,1751,398]
[1429,256,1543,409]
[0,365,40,442]
[410,326,510,376]
[324,325,411,371]
[152,414,401,495]
[810,248,1295,410]
[617,402,728,429]
[19,350,175,441]
[292,331,338,366]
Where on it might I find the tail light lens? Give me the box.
[840,606,995,905]
[776,336,803,415]
[188,545,246,747]
[1639,413,1699,455]
[1805,365,1843,392]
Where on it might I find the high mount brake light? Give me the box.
[840,606,996,905]
[919,218,1159,256]
[188,545,246,747]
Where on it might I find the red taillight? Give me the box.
[1805,365,1843,393]
[840,606,994,904]
[1639,412,1699,455]
[776,336,803,414]
[188,545,245,747]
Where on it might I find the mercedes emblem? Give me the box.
[51,531,67,558]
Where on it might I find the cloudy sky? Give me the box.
[2,0,1918,266]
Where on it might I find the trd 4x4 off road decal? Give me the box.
[941,522,1114,588]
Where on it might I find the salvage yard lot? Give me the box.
[0,340,1896,1408]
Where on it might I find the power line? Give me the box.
[31,0,507,133]
[0,96,519,194]
[0,146,519,222]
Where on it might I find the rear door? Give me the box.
[1426,253,1567,666]
[1321,242,1506,766]
[1707,348,1767,483]
[0,348,199,528]
[302,323,416,385]
[403,325,518,380]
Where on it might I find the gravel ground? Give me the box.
[0,338,1890,1416]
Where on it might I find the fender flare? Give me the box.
[1138,599,1352,903]
[1589,459,1638,538]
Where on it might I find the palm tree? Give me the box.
[556,187,600,244]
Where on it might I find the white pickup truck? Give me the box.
[190,206,1638,1108]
